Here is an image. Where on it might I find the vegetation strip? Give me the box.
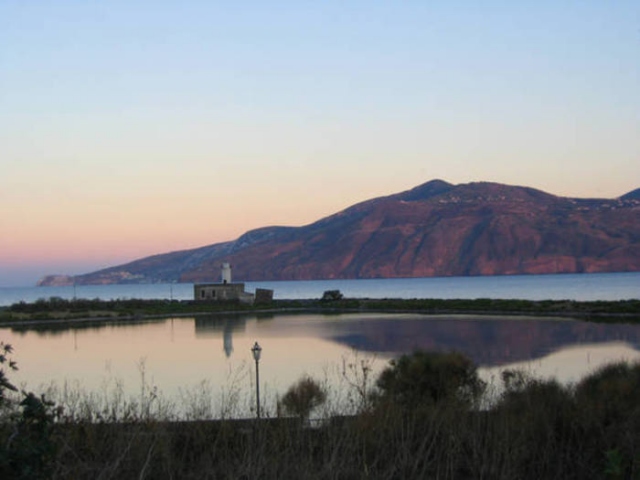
[1,296,640,327]
[3,340,640,478]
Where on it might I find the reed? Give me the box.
[3,346,640,479]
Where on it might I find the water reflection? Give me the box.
[6,313,640,368]
[9,318,166,338]
[315,314,640,366]
[4,312,640,413]
[189,313,640,367]
[194,316,249,357]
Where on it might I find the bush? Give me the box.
[575,361,640,425]
[0,342,17,403]
[374,350,485,411]
[280,375,327,421]
[489,371,582,479]
[0,343,58,480]
[321,290,344,302]
[496,369,573,414]
[574,361,640,477]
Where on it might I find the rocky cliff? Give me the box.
[39,180,640,285]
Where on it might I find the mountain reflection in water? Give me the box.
[193,313,640,367]
[320,315,640,366]
[11,313,640,367]
[4,312,640,414]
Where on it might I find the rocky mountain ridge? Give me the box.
[38,180,640,286]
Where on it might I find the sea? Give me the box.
[1,271,639,307]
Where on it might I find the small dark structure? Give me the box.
[321,290,344,302]
[254,288,274,305]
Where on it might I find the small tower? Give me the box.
[221,263,232,284]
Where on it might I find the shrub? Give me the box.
[0,343,58,480]
[0,342,18,403]
[280,375,327,421]
[574,360,640,477]
[490,371,581,479]
[374,350,485,411]
[321,290,344,302]
[575,361,640,425]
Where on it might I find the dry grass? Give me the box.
[4,354,640,479]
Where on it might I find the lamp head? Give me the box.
[251,341,262,361]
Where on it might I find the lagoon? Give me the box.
[3,310,640,419]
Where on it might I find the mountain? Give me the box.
[621,188,640,201]
[38,180,640,286]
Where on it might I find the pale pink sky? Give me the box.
[1,1,638,286]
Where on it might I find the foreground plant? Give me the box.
[374,350,486,411]
[6,342,640,478]
[0,342,59,479]
[279,375,327,422]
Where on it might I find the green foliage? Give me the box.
[4,297,640,327]
[491,364,640,480]
[5,394,58,480]
[280,375,327,421]
[604,449,625,480]
[359,298,640,319]
[374,350,485,411]
[575,361,640,424]
[0,344,58,480]
[0,342,18,402]
[321,290,344,302]
[4,297,257,323]
[496,369,573,414]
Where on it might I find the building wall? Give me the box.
[255,288,274,304]
[194,283,246,301]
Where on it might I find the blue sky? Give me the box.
[1,1,639,286]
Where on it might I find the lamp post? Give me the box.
[251,341,262,419]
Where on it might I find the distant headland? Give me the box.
[38,180,640,286]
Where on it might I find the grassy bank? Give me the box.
[40,397,640,480]
[1,296,640,326]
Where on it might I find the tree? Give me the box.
[280,375,327,422]
[321,290,343,302]
[374,350,485,411]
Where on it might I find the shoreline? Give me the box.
[2,297,640,329]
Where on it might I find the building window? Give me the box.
[200,290,205,299]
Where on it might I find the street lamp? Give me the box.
[251,341,262,419]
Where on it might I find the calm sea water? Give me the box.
[1,272,639,307]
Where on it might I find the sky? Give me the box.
[1,1,639,287]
